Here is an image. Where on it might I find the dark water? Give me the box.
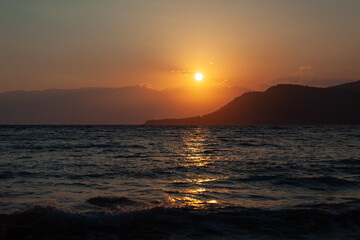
[1,126,360,239]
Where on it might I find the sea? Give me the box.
[1,125,360,239]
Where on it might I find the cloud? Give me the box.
[298,65,312,70]
[290,65,313,77]
[140,82,154,89]
[171,69,194,75]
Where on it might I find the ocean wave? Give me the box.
[234,175,360,190]
[0,170,37,179]
[87,196,146,208]
[1,202,360,239]
[275,176,360,189]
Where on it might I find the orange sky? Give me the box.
[1,1,360,93]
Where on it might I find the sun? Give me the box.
[195,73,203,81]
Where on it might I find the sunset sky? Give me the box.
[1,0,360,93]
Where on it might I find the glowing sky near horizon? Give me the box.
[0,0,360,92]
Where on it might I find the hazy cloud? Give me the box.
[299,65,312,70]
[140,82,155,89]
[171,70,194,75]
[219,78,230,87]
[290,65,314,77]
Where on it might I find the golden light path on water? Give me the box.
[166,128,225,209]
[163,127,292,210]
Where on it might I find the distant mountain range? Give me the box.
[145,80,360,125]
[0,86,248,124]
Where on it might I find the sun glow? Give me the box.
[195,73,203,81]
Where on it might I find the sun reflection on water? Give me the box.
[178,128,215,167]
[167,128,223,208]
[168,195,218,209]
[173,177,226,184]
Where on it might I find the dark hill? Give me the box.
[145,80,360,125]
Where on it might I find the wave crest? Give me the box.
[1,202,360,239]
[87,196,145,208]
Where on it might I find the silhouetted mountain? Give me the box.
[145,81,360,125]
[0,86,248,124]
